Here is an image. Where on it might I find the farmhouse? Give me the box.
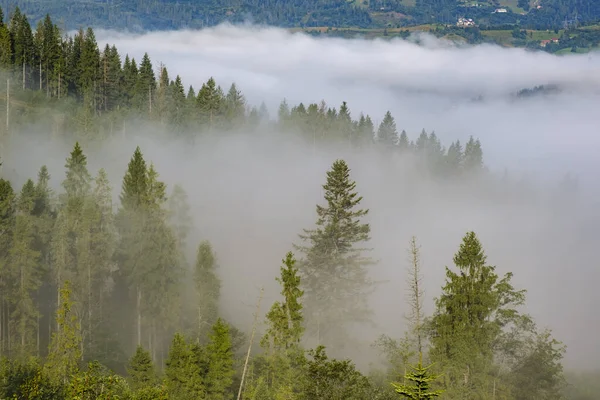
[457,17,476,27]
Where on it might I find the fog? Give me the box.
[4,24,600,371]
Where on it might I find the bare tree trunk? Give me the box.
[88,259,92,357]
[407,236,424,355]
[237,287,264,400]
[6,79,9,135]
[137,288,142,347]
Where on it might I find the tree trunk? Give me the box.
[137,287,142,347]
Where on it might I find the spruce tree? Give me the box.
[205,318,234,400]
[262,251,304,351]
[295,159,375,350]
[391,354,444,399]
[45,280,82,384]
[259,251,305,395]
[428,231,526,395]
[165,332,206,398]
[377,111,398,148]
[463,136,483,172]
[8,180,41,357]
[168,184,192,258]
[194,240,221,341]
[127,345,156,390]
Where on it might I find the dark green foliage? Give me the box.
[205,318,234,399]
[301,345,372,399]
[165,333,205,399]
[263,252,304,351]
[391,355,444,399]
[0,357,63,399]
[127,346,156,390]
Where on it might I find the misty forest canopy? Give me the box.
[0,0,599,31]
[0,7,588,400]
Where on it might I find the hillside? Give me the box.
[0,0,598,32]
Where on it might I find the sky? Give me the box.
[24,24,596,370]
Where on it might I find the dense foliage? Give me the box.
[0,7,591,400]
[1,0,599,32]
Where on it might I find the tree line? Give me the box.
[0,7,487,181]
[2,0,598,32]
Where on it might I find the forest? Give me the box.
[0,6,598,400]
[0,0,599,32]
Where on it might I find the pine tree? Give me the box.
[8,180,41,358]
[445,140,463,175]
[0,178,15,355]
[259,252,305,395]
[224,82,246,128]
[197,77,223,129]
[83,168,117,362]
[168,184,192,257]
[398,130,410,152]
[262,252,304,351]
[463,136,483,172]
[428,231,526,395]
[165,332,205,398]
[295,159,375,350]
[205,318,234,400]
[194,240,221,341]
[377,111,398,148]
[392,354,444,399]
[45,280,82,384]
[127,345,156,390]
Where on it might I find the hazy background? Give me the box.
[5,25,599,370]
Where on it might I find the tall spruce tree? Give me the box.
[8,180,41,357]
[194,240,221,342]
[45,280,82,384]
[295,159,375,351]
[428,231,526,397]
[256,252,305,396]
[165,332,206,399]
[205,318,234,400]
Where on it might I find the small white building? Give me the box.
[457,17,476,27]
[494,8,508,13]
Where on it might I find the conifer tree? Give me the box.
[301,345,372,399]
[295,159,375,350]
[194,240,221,341]
[127,345,156,390]
[262,252,304,351]
[391,354,444,399]
[445,140,463,175]
[0,178,15,355]
[45,281,82,384]
[83,168,117,362]
[224,82,246,128]
[165,332,205,398]
[205,318,234,400]
[258,252,305,396]
[8,180,41,357]
[463,136,483,172]
[428,231,526,395]
[377,111,398,148]
[168,184,192,258]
